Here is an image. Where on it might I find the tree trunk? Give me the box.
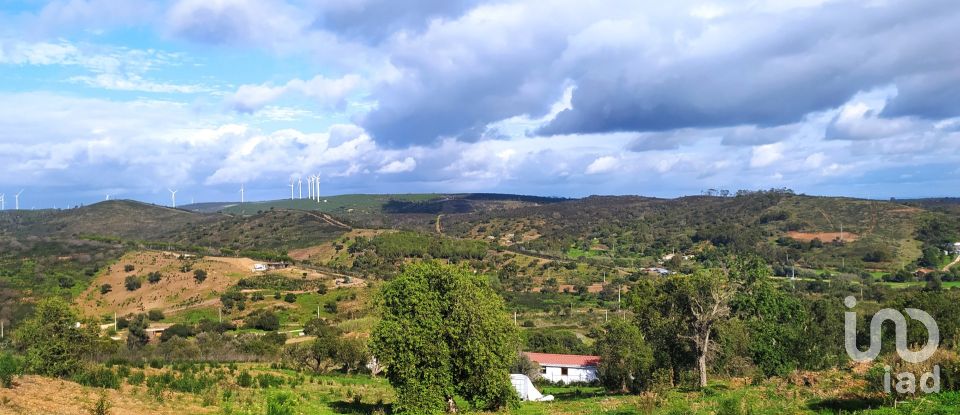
[698,330,711,388]
[698,352,707,388]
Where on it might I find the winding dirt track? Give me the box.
[943,255,960,272]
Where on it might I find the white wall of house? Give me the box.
[540,364,597,383]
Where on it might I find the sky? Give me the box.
[0,0,958,208]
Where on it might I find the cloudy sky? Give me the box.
[1,0,958,208]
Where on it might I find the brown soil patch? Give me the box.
[786,231,859,242]
[0,375,213,415]
[76,251,255,317]
[289,229,386,261]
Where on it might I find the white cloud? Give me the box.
[0,39,207,93]
[585,156,619,174]
[229,74,364,113]
[750,143,783,168]
[377,157,417,173]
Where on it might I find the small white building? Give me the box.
[951,242,960,255]
[525,352,599,384]
[252,263,268,272]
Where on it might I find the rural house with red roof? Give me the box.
[525,352,600,384]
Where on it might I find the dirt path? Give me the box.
[303,210,351,229]
[435,214,444,235]
[943,255,960,272]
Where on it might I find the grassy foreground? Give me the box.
[3,365,960,415]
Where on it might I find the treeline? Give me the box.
[351,231,488,261]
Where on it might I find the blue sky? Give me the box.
[0,0,958,208]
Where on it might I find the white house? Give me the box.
[525,352,599,384]
[951,242,960,255]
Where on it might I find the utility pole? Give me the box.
[514,311,518,326]
[218,308,222,324]
[317,306,321,319]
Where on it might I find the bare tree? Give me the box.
[681,269,738,388]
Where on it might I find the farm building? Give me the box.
[525,352,599,384]
[252,262,289,272]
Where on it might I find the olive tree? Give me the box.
[372,262,518,414]
[12,298,98,377]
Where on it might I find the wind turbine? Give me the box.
[240,184,245,204]
[168,189,178,208]
[0,194,4,210]
[289,179,295,200]
[298,177,303,199]
[14,190,23,210]
[315,173,321,202]
[307,176,314,200]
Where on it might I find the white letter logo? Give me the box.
[844,296,939,364]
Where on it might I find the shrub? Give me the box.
[236,371,253,388]
[194,269,208,283]
[127,370,146,385]
[283,293,297,303]
[244,310,280,331]
[124,264,135,272]
[266,391,297,415]
[88,391,112,415]
[73,365,121,389]
[147,309,165,321]
[124,276,141,291]
[0,353,23,388]
[160,324,193,342]
[100,284,112,295]
[147,272,163,284]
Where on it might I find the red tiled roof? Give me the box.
[524,352,600,367]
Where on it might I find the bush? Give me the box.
[194,269,207,283]
[124,276,141,291]
[147,309,165,321]
[124,264,135,272]
[266,391,297,415]
[147,272,163,284]
[127,370,146,385]
[160,324,194,342]
[245,310,280,331]
[73,365,121,389]
[0,353,23,388]
[88,391,112,415]
[236,371,253,387]
[283,293,297,303]
[100,284,112,295]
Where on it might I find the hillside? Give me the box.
[0,200,212,241]
[440,191,954,273]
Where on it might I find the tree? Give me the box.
[99,284,112,295]
[372,262,518,414]
[127,314,150,349]
[12,298,98,377]
[245,310,280,331]
[147,309,165,321]
[194,269,208,283]
[124,276,141,291]
[147,272,162,284]
[683,269,738,388]
[596,319,654,392]
[284,293,297,303]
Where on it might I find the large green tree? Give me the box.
[372,261,518,414]
[595,319,653,392]
[12,298,98,377]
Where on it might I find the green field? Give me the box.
[219,193,443,215]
